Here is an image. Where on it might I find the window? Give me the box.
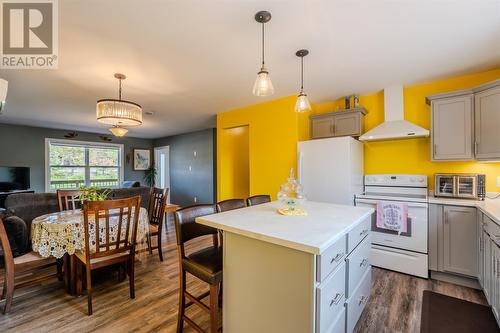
[45,138,124,191]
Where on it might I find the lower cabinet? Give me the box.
[429,204,477,277]
[480,213,500,325]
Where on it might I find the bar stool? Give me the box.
[216,198,245,213]
[174,204,221,333]
[246,194,271,206]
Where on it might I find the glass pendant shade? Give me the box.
[96,99,142,126]
[253,68,274,96]
[295,92,312,113]
[109,126,129,137]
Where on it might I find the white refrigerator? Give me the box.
[298,136,364,206]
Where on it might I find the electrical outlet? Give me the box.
[497,176,500,188]
[194,196,197,203]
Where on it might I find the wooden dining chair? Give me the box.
[0,218,60,314]
[147,187,168,261]
[246,194,271,206]
[57,189,84,211]
[216,198,246,213]
[174,205,221,333]
[75,196,141,315]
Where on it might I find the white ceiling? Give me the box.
[1,0,499,139]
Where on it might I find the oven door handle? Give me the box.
[355,198,428,208]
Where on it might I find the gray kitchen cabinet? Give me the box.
[430,94,474,161]
[310,108,367,139]
[475,85,500,160]
[430,204,478,278]
[442,206,477,277]
[427,79,500,161]
[479,213,485,288]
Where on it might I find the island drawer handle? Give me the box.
[360,258,368,267]
[330,253,344,264]
[329,293,344,307]
[359,229,369,237]
[358,295,367,305]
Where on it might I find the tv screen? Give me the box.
[0,167,30,191]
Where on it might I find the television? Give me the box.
[0,166,30,191]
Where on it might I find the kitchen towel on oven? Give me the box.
[376,201,408,233]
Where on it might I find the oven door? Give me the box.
[434,175,456,197]
[355,198,428,253]
[456,176,477,199]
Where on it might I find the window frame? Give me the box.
[45,138,124,192]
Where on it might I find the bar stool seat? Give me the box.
[183,246,222,285]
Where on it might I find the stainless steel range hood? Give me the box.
[359,86,429,141]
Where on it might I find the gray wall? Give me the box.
[0,123,153,192]
[154,129,216,207]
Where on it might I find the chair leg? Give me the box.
[76,261,82,296]
[86,265,93,315]
[128,257,135,299]
[1,277,6,300]
[176,270,186,333]
[147,231,153,255]
[209,283,219,333]
[157,228,164,262]
[3,266,15,314]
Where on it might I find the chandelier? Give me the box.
[96,73,142,136]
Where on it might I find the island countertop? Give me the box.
[196,201,374,255]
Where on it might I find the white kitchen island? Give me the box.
[196,201,375,333]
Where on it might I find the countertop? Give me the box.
[196,201,374,255]
[428,195,500,225]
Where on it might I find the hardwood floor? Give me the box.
[354,268,487,333]
[0,217,489,333]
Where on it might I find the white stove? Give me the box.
[355,174,429,278]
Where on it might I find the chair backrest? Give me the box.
[246,195,271,207]
[0,218,14,279]
[57,189,84,211]
[216,199,245,213]
[82,196,141,260]
[148,187,168,225]
[174,205,217,247]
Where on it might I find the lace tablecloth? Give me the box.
[31,207,149,258]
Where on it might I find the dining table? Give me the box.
[31,207,149,295]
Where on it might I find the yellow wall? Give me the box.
[217,96,298,200]
[218,68,500,199]
[218,126,250,200]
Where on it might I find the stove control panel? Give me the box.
[365,174,428,187]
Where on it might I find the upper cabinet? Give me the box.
[431,95,474,161]
[475,85,500,160]
[427,79,500,161]
[310,108,367,140]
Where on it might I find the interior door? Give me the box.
[154,146,170,202]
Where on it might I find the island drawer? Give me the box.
[345,268,371,333]
[347,214,371,254]
[316,235,347,282]
[327,307,345,333]
[346,235,371,298]
[316,262,346,333]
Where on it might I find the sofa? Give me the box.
[2,186,152,250]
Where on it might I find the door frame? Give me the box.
[154,145,170,202]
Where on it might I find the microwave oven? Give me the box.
[434,174,486,200]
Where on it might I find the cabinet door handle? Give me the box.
[329,293,344,307]
[330,252,344,264]
[434,144,438,155]
[360,258,369,267]
[358,295,367,305]
[360,229,369,237]
[475,141,479,155]
[444,211,448,224]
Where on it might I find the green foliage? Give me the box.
[79,186,111,202]
[143,166,157,187]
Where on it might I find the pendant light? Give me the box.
[295,49,311,112]
[97,73,142,136]
[252,11,274,96]
[109,126,129,137]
